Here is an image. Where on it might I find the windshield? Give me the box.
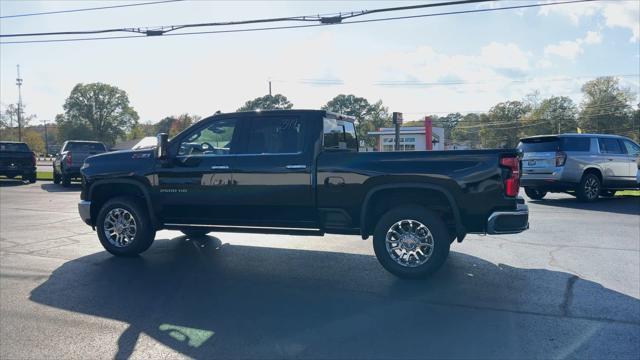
[0,143,30,152]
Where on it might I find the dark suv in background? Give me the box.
[519,134,639,202]
[53,141,107,187]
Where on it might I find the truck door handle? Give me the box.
[210,165,230,170]
[286,165,306,169]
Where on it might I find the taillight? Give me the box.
[66,152,72,166]
[555,151,567,167]
[500,156,520,197]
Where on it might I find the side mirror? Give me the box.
[156,133,169,160]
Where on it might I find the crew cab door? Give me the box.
[597,137,628,187]
[155,117,244,224]
[621,139,640,186]
[230,114,317,228]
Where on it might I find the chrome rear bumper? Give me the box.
[487,203,529,235]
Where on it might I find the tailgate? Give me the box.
[0,152,33,167]
[522,152,556,174]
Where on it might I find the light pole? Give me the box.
[40,119,49,156]
[16,65,23,141]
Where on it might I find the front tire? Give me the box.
[96,196,155,256]
[53,170,61,184]
[576,173,601,202]
[525,187,547,200]
[61,174,71,187]
[373,205,450,279]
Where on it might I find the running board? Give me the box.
[164,223,324,237]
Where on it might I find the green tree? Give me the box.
[0,104,37,141]
[578,77,635,135]
[520,96,578,137]
[154,114,201,137]
[322,94,391,148]
[433,112,462,140]
[56,83,139,146]
[237,94,293,111]
[23,129,45,154]
[480,101,531,149]
[451,113,484,148]
[128,124,145,140]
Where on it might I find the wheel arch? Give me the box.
[359,183,464,241]
[88,179,158,228]
[582,167,603,182]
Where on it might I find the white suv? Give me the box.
[518,134,640,202]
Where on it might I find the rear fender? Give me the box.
[359,183,464,240]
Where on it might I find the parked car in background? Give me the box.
[518,134,640,202]
[78,110,528,279]
[53,141,107,187]
[0,141,36,183]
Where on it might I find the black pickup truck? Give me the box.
[78,110,528,278]
[0,141,36,183]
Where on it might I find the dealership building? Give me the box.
[368,121,445,152]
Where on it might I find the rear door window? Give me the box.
[560,137,591,152]
[323,118,358,151]
[598,138,623,154]
[244,117,303,155]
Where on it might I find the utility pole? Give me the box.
[16,65,23,142]
[268,80,272,96]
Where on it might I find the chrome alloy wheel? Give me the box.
[385,219,434,267]
[103,208,137,248]
[584,177,600,200]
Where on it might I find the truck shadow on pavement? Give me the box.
[0,179,29,187]
[529,196,640,216]
[39,183,82,192]
[30,235,640,359]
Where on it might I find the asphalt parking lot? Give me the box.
[1,180,639,359]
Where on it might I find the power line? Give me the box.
[0,0,493,38]
[0,0,184,19]
[0,0,594,44]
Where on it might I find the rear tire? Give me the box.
[373,205,450,279]
[576,173,601,202]
[53,170,61,184]
[96,196,155,256]
[27,174,36,183]
[181,228,210,238]
[524,187,547,200]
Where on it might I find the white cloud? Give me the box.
[583,30,603,44]
[543,31,603,60]
[539,1,639,42]
[536,58,553,68]
[544,41,583,60]
[480,42,531,71]
[603,2,640,42]
[538,1,599,25]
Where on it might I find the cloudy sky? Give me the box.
[1,0,638,123]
